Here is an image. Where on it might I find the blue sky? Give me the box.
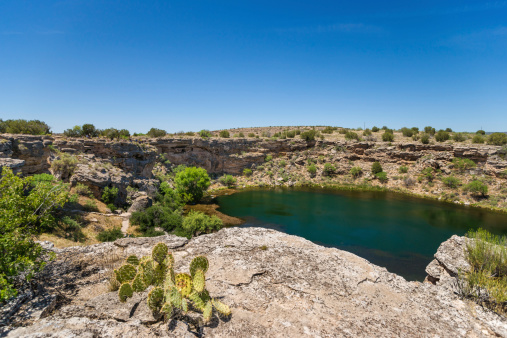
[1,1,506,133]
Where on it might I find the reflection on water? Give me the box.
[216,188,507,281]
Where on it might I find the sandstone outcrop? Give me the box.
[1,228,506,337]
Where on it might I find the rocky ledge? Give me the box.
[1,228,506,337]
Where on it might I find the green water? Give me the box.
[216,188,507,281]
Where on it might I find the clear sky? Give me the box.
[1,1,506,133]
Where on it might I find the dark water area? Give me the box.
[216,188,507,281]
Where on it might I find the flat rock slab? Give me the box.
[3,228,507,337]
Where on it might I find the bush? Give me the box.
[102,186,119,205]
[371,126,379,132]
[472,135,485,144]
[420,133,430,144]
[219,174,237,188]
[460,229,507,313]
[0,168,69,302]
[323,163,336,175]
[97,228,124,242]
[371,161,383,175]
[174,167,211,203]
[131,205,183,232]
[452,133,466,142]
[199,130,212,138]
[452,157,476,171]
[445,128,453,132]
[421,167,434,182]
[0,119,50,135]
[376,172,388,182]
[219,130,230,138]
[180,210,223,238]
[31,173,55,186]
[286,130,296,138]
[51,153,78,177]
[300,130,316,141]
[345,131,360,141]
[398,166,408,173]
[265,154,273,162]
[63,125,83,137]
[382,132,394,142]
[363,129,372,136]
[243,168,252,177]
[84,200,99,212]
[307,164,317,176]
[476,130,486,135]
[147,128,167,138]
[248,132,255,137]
[442,176,461,189]
[464,180,488,196]
[435,130,450,142]
[75,183,92,196]
[81,124,99,138]
[401,127,414,137]
[424,126,436,135]
[350,166,362,178]
[487,133,507,146]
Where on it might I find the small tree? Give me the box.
[464,180,488,197]
[82,124,99,137]
[371,161,383,175]
[174,167,211,203]
[371,126,379,132]
[424,126,436,135]
[382,131,394,142]
[476,130,486,135]
[300,130,316,141]
[442,176,461,189]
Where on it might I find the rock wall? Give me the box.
[1,228,506,337]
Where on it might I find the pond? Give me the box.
[216,188,507,281]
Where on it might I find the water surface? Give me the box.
[216,188,507,281]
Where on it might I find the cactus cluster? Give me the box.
[113,242,231,323]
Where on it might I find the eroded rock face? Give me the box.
[2,228,506,337]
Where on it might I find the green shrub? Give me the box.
[452,157,476,171]
[286,130,296,138]
[382,132,394,142]
[376,172,388,182]
[219,130,230,138]
[321,126,336,134]
[420,133,430,144]
[248,132,255,137]
[472,135,485,144]
[300,130,317,141]
[102,186,119,205]
[398,166,408,173]
[445,128,453,132]
[350,166,362,178]
[147,128,167,138]
[421,167,434,182]
[307,164,317,176]
[0,168,69,302]
[63,125,83,137]
[323,163,336,175]
[411,127,419,133]
[476,130,486,135]
[452,133,466,142]
[371,126,379,132]
[199,130,212,138]
[58,216,85,242]
[371,161,383,175]
[401,127,414,137]
[97,228,124,242]
[338,128,347,134]
[363,129,372,136]
[180,210,223,238]
[130,205,183,232]
[435,130,450,142]
[107,203,116,211]
[424,126,436,135]
[487,133,507,146]
[279,160,287,167]
[75,183,92,196]
[460,229,507,313]
[174,167,211,203]
[265,154,273,162]
[31,173,55,186]
[243,168,252,177]
[84,200,99,212]
[345,131,360,141]
[219,174,237,188]
[442,176,461,189]
[464,180,488,196]
[0,119,51,135]
[51,153,78,176]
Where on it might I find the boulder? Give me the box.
[127,194,152,213]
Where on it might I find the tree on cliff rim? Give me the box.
[174,167,211,204]
[0,168,69,303]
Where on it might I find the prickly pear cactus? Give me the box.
[115,242,230,327]
[118,282,134,302]
[189,256,209,277]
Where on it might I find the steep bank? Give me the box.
[1,228,505,337]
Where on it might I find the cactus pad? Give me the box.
[118,282,133,302]
[168,286,182,309]
[152,242,168,264]
[192,269,205,293]
[175,273,193,297]
[188,291,206,311]
[147,287,164,312]
[189,256,209,278]
[153,262,167,286]
[212,299,231,316]
[165,253,174,269]
[141,258,154,285]
[203,300,213,323]
[114,264,137,284]
[161,302,173,317]
[131,271,147,292]
[181,298,188,314]
[126,255,139,266]
[163,268,175,289]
